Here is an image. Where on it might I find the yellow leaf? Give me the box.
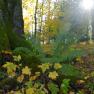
[7,70,16,77]
[3,62,17,77]
[84,75,90,80]
[35,72,40,76]
[76,57,84,63]
[3,62,17,71]
[54,63,62,70]
[30,76,37,81]
[17,75,24,83]
[48,71,58,80]
[2,50,12,54]
[26,88,35,94]
[22,66,31,75]
[77,80,85,84]
[13,55,21,62]
[38,63,52,73]
[8,90,22,94]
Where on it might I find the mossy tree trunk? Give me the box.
[0,0,24,51]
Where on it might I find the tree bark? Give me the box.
[0,0,24,50]
[1,0,24,35]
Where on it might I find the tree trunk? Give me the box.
[5,0,24,35]
[40,0,44,33]
[34,0,38,38]
[0,0,24,50]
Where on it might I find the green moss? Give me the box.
[0,28,10,51]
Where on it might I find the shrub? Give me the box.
[13,47,41,72]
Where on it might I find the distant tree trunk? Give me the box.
[46,0,51,33]
[34,0,38,38]
[40,0,44,33]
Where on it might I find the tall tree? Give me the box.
[0,0,24,50]
[4,0,24,35]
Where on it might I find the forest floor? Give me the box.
[73,42,94,93]
[43,42,94,93]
